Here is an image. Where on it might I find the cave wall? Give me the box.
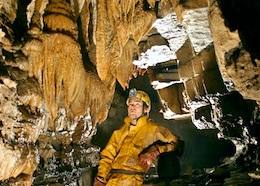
[209,0,260,104]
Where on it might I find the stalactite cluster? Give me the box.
[0,0,169,184]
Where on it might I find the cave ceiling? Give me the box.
[0,0,260,185]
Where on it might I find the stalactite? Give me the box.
[21,0,116,131]
[95,0,159,87]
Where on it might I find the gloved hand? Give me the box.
[93,178,105,186]
[139,149,160,172]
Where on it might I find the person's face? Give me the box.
[127,98,144,122]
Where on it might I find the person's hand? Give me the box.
[139,149,159,172]
[93,178,105,186]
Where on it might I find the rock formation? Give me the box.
[0,0,259,185]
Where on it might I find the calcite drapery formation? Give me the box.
[21,0,165,126]
[95,0,157,87]
[23,0,116,128]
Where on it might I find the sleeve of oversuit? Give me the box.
[95,129,122,184]
[155,125,180,154]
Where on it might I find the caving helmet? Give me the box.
[126,88,151,108]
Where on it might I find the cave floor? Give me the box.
[143,165,260,186]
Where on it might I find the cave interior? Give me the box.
[0,0,260,185]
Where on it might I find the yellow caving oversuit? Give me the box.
[95,115,180,186]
